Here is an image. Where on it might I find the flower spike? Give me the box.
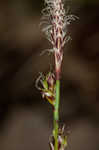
[49,125,68,150]
[36,72,56,106]
[41,0,78,79]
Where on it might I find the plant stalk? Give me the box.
[54,79,60,150]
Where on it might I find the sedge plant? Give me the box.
[36,0,78,150]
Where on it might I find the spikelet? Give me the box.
[35,72,56,106]
[41,0,78,79]
[49,125,68,150]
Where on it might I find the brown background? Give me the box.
[0,0,99,150]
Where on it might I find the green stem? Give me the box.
[54,80,60,150]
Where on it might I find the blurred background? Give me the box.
[0,0,99,150]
